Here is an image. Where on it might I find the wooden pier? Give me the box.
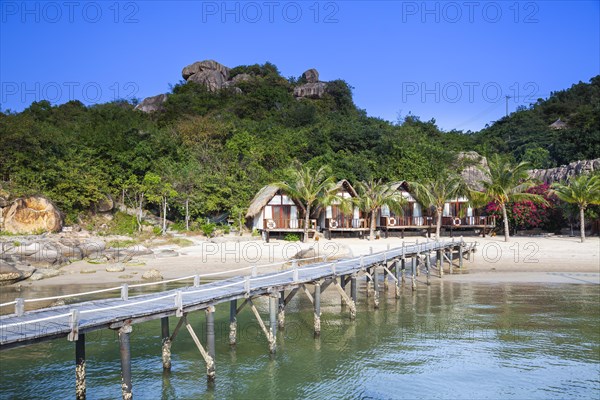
[0,238,475,399]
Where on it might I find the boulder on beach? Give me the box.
[0,260,35,285]
[2,196,62,234]
[142,268,163,280]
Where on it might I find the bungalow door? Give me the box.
[272,206,291,229]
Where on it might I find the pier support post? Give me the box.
[206,307,216,361]
[229,300,237,346]
[278,291,285,330]
[394,260,401,298]
[119,324,133,400]
[416,253,421,276]
[269,293,278,340]
[459,243,464,268]
[373,266,380,309]
[161,317,171,370]
[75,334,86,400]
[314,282,321,337]
[425,252,431,286]
[340,275,346,307]
[383,267,388,291]
[401,258,406,284]
[437,250,443,277]
[449,247,454,274]
[350,274,357,310]
[411,257,416,291]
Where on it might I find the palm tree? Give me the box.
[474,155,547,242]
[408,174,466,239]
[355,180,407,241]
[551,174,600,243]
[276,164,337,243]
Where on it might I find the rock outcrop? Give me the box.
[2,196,62,234]
[182,60,233,92]
[457,151,489,191]
[134,94,168,113]
[293,68,327,98]
[529,159,600,184]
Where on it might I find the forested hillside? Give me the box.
[1,61,597,226]
[473,76,600,168]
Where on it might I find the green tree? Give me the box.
[275,164,337,243]
[355,179,407,241]
[551,174,600,242]
[144,172,178,235]
[408,174,466,239]
[474,155,547,242]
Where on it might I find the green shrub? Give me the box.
[283,233,301,242]
[108,212,136,235]
[170,221,187,232]
[152,226,162,235]
[201,222,216,237]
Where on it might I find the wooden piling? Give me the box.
[118,324,133,400]
[75,334,86,400]
[278,291,285,330]
[425,252,431,286]
[269,293,278,340]
[229,300,237,346]
[394,260,401,298]
[459,242,464,268]
[373,266,380,309]
[437,249,443,278]
[161,317,171,370]
[411,257,416,291]
[350,274,357,309]
[314,282,321,337]
[449,247,454,274]
[206,307,216,363]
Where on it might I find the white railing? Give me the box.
[0,239,468,327]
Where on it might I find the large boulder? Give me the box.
[294,69,327,98]
[0,260,35,286]
[302,68,319,83]
[187,69,227,92]
[2,197,62,234]
[134,94,168,113]
[182,60,230,80]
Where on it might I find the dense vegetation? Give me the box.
[1,62,598,228]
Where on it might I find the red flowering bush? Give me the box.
[485,184,564,233]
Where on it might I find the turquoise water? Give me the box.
[0,281,598,399]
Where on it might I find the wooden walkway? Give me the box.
[0,238,475,399]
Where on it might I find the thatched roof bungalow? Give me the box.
[245,185,308,233]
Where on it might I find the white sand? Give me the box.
[17,235,600,287]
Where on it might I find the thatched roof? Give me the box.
[335,179,358,197]
[549,118,568,130]
[245,185,280,218]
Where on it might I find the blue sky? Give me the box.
[1,1,599,131]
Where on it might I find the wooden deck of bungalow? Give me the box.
[261,219,317,242]
[380,216,496,238]
[0,239,476,398]
[323,217,370,239]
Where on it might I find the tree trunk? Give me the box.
[162,197,167,235]
[304,204,311,243]
[579,206,586,243]
[185,198,190,231]
[369,211,376,241]
[137,194,144,232]
[436,207,442,239]
[502,203,510,242]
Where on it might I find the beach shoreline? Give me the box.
[2,235,598,290]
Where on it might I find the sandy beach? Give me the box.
[8,234,599,289]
